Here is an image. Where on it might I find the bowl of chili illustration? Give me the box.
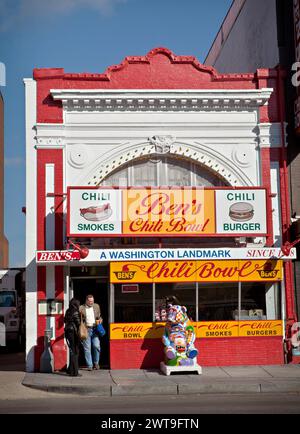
[80,203,112,221]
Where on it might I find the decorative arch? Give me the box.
[78,139,254,187]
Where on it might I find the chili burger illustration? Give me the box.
[229,202,254,222]
[80,203,113,222]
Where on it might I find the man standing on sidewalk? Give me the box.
[80,295,102,370]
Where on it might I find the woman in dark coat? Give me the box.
[64,298,81,376]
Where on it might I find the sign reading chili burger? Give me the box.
[216,189,267,234]
[67,187,268,237]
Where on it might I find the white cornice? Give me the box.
[50,88,273,111]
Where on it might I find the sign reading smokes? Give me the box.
[68,188,122,235]
[67,187,267,237]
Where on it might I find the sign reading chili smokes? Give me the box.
[67,187,267,237]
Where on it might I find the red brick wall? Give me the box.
[34,48,278,124]
[110,337,284,369]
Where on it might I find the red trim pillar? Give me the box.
[36,149,67,371]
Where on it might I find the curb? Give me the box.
[22,381,112,396]
[22,379,300,396]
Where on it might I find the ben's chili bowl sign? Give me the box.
[68,187,268,237]
[110,260,283,283]
[123,188,215,235]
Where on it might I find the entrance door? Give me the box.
[72,277,109,368]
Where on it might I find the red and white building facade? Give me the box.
[25,48,298,372]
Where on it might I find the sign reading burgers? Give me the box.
[215,189,267,235]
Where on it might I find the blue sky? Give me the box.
[0,0,232,267]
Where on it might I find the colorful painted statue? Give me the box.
[162,303,198,367]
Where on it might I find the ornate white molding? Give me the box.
[35,137,65,148]
[257,123,287,148]
[34,121,262,146]
[67,145,88,168]
[231,148,252,168]
[148,135,176,154]
[51,88,273,112]
[81,141,254,187]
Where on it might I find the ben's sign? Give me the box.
[110,260,283,283]
[67,187,268,237]
[36,250,81,262]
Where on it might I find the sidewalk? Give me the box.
[22,364,300,396]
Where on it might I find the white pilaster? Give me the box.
[24,78,37,372]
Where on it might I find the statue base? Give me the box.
[160,361,202,376]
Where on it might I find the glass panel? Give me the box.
[166,157,191,186]
[155,283,196,322]
[192,164,228,187]
[240,282,277,320]
[197,283,239,321]
[102,165,128,186]
[101,156,229,188]
[114,283,153,322]
[132,159,158,186]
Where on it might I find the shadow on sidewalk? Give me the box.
[0,347,25,371]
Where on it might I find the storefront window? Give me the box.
[240,282,281,320]
[113,281,281,323]
[198,283,239,321]
[114,283,153,323]
[155,283,196,321]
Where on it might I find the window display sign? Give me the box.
[110,260,283,284]
[109,321,283,340]
[121,284,139,294]
[67,187,268,237]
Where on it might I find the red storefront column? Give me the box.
[36,149,66,371]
